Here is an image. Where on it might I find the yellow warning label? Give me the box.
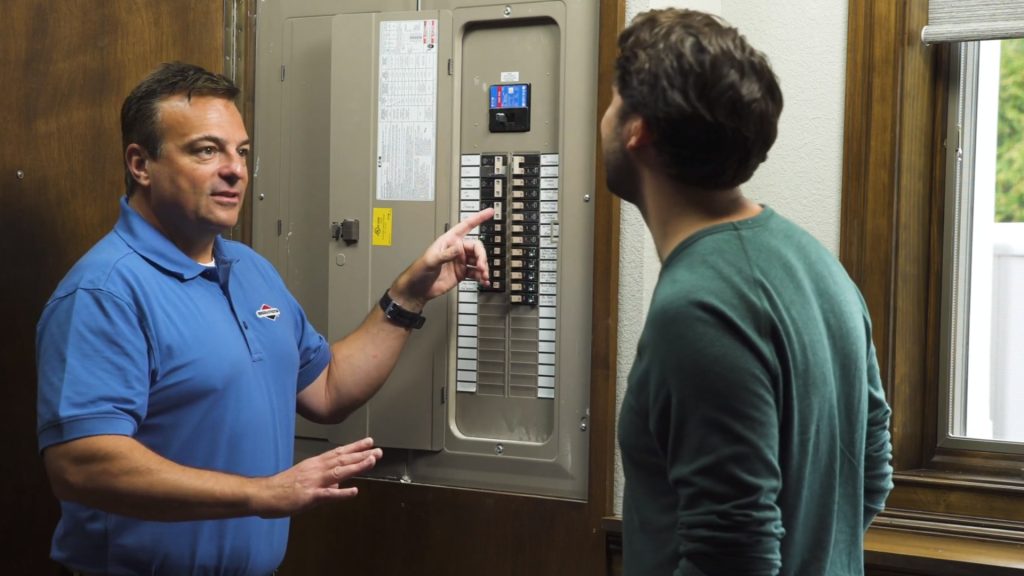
[372,207,393,246]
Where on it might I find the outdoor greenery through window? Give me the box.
[996,39,1024,223]
[943,38,1024,448]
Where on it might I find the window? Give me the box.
[843,0,1024,571]
[942,39,1024,449]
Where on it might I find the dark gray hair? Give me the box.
[120,62,239,196]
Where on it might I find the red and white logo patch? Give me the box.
[256,304,281,321]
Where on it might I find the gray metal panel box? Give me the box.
[254,0,598,500]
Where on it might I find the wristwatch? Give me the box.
[379,290,426,329]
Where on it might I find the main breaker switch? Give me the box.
[488,84,531,132]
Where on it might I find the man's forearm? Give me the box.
[301,210,493,424]
[44,434,261,521]
[45,434,382,521]
[305,303,416,424]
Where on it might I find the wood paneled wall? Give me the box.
[0,2,224,572]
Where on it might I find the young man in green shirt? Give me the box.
[604,9,893,575]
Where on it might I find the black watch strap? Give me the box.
[379,290,426,329]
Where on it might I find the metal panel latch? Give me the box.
[331,219,359,244]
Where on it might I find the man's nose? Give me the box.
[221,154,247,184]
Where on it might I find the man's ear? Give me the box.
[623,116,652,151]
[125,143,151,189]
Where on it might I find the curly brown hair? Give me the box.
[615,9,783,190]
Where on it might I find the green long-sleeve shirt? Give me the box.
[618,206,893,576]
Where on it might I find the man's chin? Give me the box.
[606,180,638,205]
[206,213,241,234]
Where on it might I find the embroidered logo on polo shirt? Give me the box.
[256,304,281,321]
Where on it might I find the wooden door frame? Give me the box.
[589,0,627,571]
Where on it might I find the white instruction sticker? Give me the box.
[376,19,439,202]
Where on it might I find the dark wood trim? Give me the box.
[589,1,625,572]
[232,0,257,246]
[605,514,1024,574]
[873,509,1024,544]
[605,518,624,576]
[920,12,952,472]
[840,0,930,479]
[865,528,1024,575]
[602,515,623,534]
[839,0,901,397]
[840,0,936,473]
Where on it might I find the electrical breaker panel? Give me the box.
[253,0,598,500]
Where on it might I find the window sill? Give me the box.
[866,527,1024,575]
[603,516,1024,575]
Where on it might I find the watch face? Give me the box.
[380,291,424,329]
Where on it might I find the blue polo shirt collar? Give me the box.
[113,196,237,281]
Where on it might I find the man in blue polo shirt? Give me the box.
[36,62,493,575]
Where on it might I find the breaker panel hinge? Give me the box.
[280,65,286,82]
[447,58,453,76]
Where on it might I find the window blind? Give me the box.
[922,0,1024,43]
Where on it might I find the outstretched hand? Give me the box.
[254,437,381,518]
[390,208,495,309]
